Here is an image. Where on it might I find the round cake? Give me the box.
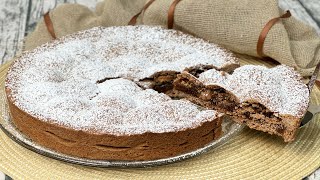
[5,26,239,160]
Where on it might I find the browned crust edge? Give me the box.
[5,87,222,160]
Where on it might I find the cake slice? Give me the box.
[173,65,309,142]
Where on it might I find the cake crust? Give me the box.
[7,92,222,160]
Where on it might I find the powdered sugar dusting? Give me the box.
[5,26,233,135]
[9,77,222,134]
[198,65,309,118]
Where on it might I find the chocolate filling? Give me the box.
[170,72,293,140]
[142,72,179,93]
[233,103,285,135]
[173,76,237,112]
[184,65,216,78]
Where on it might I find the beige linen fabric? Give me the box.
[24,0,320,76]
[24,1,145,50]
[142,0,320,76]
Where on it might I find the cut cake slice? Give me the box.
[172,65,309,142]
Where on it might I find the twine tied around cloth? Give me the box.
[127,2,293,63]
[167,0,182,29]
[128,0,182,29]
[44,12,57,39]
[128,0,157,26]
[257,10,291,57]
[254,10,320,91]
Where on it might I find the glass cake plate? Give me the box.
[0,90,244,168]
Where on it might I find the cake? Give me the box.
[5,25,309,161]
[5,26,239,160]
[172,65,309,142]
